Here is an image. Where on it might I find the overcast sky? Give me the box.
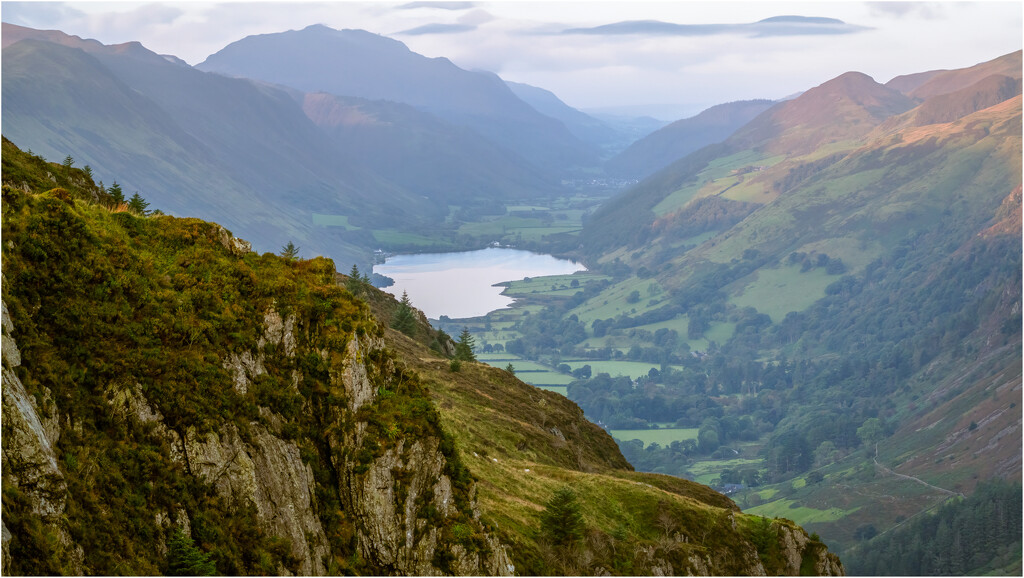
[3,1,1021,118]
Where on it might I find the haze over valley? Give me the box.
[1,2,1021,576]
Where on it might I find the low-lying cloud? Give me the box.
[564,15,868,38]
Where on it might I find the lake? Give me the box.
[373,247,585,319]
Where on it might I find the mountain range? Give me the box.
[1,19,1020,576]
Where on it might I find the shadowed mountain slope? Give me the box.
[605,100,776,179]
[198,24,601,175]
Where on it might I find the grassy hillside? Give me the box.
[447,56,1022,570]
[1,140,842,575]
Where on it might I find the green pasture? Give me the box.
[569,277,667,324]
[684,457,763,486]
[562,360,672,380]
[729,265,838,322]
[610,428,699,448]
[311,213,356,229]
[745,499,859,525]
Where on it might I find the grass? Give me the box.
[563,360,672,380]
[610,428,699,448]
[311,213,356,229]
[745,499,859,525]
[729,265,839,323]
[684,458,764,486]
[568,277,667,325]
[652,150,786,216]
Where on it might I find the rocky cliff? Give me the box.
[1,142,841,575]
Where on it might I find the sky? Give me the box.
[3,1,1021,119]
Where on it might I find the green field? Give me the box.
[569,277,667,324]
[684,457,763,485]
[746,499,860,525]
[563,360,672,379]
[311,213,356,229]
[729,265,839,322]
[610,428,699,448]
[477,354,575,388]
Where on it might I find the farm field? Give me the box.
[609,428,699,448]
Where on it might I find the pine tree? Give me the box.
[346,264,364,296]
[127,192,150,216]
[540,487,585,548]
[280,241,300,261]
[455,328,476,361]
[391,291,417,337]
[505,363,516,376]
[108,181,125,204]
[165,527,216,576]
[61,154,74,175]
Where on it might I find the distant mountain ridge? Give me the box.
[605,99,776,179]
[198,24,602,174]
[0,22,602,270]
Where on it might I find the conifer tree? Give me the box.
[505,363,516,376]
[127,192,150,216]
[347,264,365,295]
[455,328,476,361]
[540,487,585,548]
[165,527,216,576]
[391,291,417,337]
[280,241,300,261]
[108,181,125,204]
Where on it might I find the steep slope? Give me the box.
[605,100,776,179]
[197,24,600,175]
[505,81,627,156]
[729,72,916,155]
[0,141,842,576]
[567,56,1021,564]
[300,92,558,205]
[905,50,1022,99]
[0,27,402,266]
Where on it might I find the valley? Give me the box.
[2,8,1021,576]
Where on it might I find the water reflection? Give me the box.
[373,248,585,319]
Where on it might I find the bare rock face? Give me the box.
[0,301,83,574]
[337,436,512,576]
[182,423,330,575]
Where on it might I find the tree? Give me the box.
[280,241,300,261]
[505,363,515,376]
[540,487,585,548]
[347,264,365,295]
[82,164,93,179]
[61,154,74,175]
[455,328,476,361]
[127,192,150,216]
[165,527,216,576]
[391,291,417,337]
[108,181,125,204]
[857,418,884,446]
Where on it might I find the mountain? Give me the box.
[299,91,558,206]
[0,25,404,267]
[559,54,1021,563]
[0,141,842,575]
[728,71,916,155]
[605,100,776,179]
[198,24,601,174]
[1,23,591,270]
[504,81,628,156]
[904,50,1022,99]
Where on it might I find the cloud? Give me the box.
[866,2,945,20]
[563,15,868,38]
[398,22,476,35]
[397,2,475,10]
